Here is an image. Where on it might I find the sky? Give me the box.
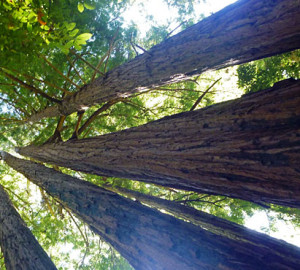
[122,0,237,36]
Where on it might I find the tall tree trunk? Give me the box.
[102,184,264,242]
[18,79,300,208]
[2,152,300,270]
[0,183,57,270]
[27,0,300,123]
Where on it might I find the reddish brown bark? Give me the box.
[3,152,300,270]
[27,0,300,123]
[19,79,300,208]
[0,184,57,270]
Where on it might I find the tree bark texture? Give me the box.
[2,152,300,270]
[27,0,300,123]
[0,184,57,270]
[19,79,300,208]
[102,185,268,242]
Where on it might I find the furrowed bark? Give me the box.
[27,0,300,122]
[102,185,263,241]
[102,185,260,240]
[18,79,300,208]
[3,152,300,270]
[0,182,57,270]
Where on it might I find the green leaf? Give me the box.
[67,23,76,31]
[78,3,84,13]
[75,39,87,46]
[74,43,82,51]
[84,2,96,10]
[28,12,37,23]
[64,40,74,50]
[76,33,92,41]
[69,29,79,37]
[27,22,32,32]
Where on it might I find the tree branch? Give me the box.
[39,54,81,89]
[2,66,71,95]
[70,50,105,77]
[0,68,61,104]
[190,78,221,111]
[75,99,122,138]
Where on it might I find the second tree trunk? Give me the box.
[18,79,300,208]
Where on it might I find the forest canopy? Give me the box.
[0,0,300,269]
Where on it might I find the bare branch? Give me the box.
[67,56,87,85]
[0,68,61,104]
[190,78,221,111]
[76,99,122,138]
[165,20,187,39]
[2,66,71,95]
[39,54,81,89]
[70,50,105,77]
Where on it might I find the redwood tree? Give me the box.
[18,79,300,208]
[2,152,300,270]
[27,0,300,123]
[0,183,57,270]
[102,184,271,241]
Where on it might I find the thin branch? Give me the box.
[0,117,24,123]
[60,203,90,266]
[45,116,66,144]
[63,62,75,91]
[0,69,61,104]
[152,87,204,92]
[78,225,90,269]
[2,66,71,95]
[132,43,152,56]
[67,56,87,85]
[76,99,121,138]
[130,40,139,56]
[173,192,198,201]
[0,83,17,86]
[165,20,187,39]
[186,75,201,85]
[122,99,157,116]
[82,125,94,139]
[39,54,81,89]
[72,111,85,139]
[91,53,108,82]
[3,186,33,211]
[178,199,223,208]
[190,78,221,111]
[60,203,89,245]
[39,188,56,217]
[103,28,119,75]
[11,87,37,113]
[70,50,105,77]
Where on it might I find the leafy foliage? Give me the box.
[237,50,300,93]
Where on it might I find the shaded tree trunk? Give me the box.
[19,79,300,208]
[2,152,300,270]
[102,184,265,242]
[27,0,300,123]
[0,183,57,270]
